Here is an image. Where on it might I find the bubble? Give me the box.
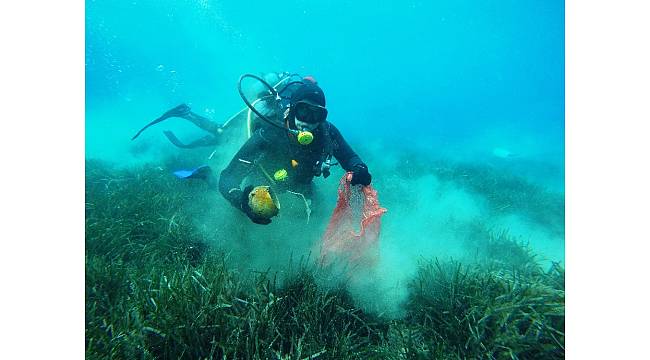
[156,64,164,71]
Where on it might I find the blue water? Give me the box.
[87,0,563,160]
[86,0,564,309]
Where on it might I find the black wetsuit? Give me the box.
[218,122,366,209]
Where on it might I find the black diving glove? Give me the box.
[240,185,272,225]
[350,164,372,186]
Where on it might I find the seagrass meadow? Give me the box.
[86,0,565,357]
[85,158,564,359]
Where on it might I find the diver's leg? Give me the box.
[163,131,219,149]
[182,112,222,135]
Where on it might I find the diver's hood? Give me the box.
[290,83,326,107]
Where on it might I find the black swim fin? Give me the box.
[131,104,191,140]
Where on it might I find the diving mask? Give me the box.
[294,101,328,124]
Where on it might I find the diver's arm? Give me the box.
[329,124,372,185]
[329,124,366,171]
[218,130,268,208]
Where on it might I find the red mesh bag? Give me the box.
[320,173,387,267]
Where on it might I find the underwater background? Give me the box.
[86,0,564,358]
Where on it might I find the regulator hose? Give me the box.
[237,73,290,133]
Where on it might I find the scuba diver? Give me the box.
[132,72,372,226]
[218,76,372,225]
